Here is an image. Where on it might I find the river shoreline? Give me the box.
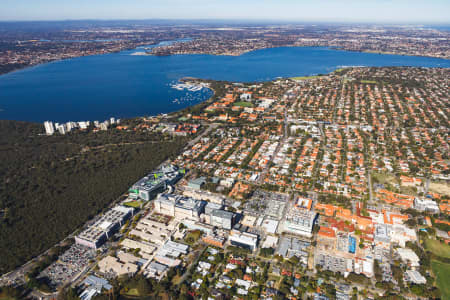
[0,40,166,77]
[1,45,449,123]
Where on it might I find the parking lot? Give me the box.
[39,244,95,287]
[243,190,289,220]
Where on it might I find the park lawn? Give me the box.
[124,288,140,296]
[268,274,281,281]
[123,200,143,208]
[0,291,17,300]
[184,230,202,245]
[234,101,254,108]
[425,239,450,259]
[372,172,398,188]
[372,172,396,183]
[429,181,450,197]
[171,274,183,285]
[431,260,450,300]
[290,75,321,80]
[399,185,418,196]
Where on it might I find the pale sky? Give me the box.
[0,0,449,23]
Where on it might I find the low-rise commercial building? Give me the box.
[414,197,440,214]
[156,240,189,259]
[204,202,223,215]
[98,255,138,277]
[314,251,353,275]
[151,240,189,268]
[182,219,215,235]
[405,270,427,284]
[75,206,134,249]
[130,164,182,201]
[154,193,206,220]
[145,261,168,280]
[276,237,310,261]
[121,238,156,259]
[183,188,226,204]
[396,248,420,268]
[228,229,258,251]
[283,209,318,237]
[202,235,226,248]
[187,177,206,190]
[79,276,112,300]
[210,209,234,230]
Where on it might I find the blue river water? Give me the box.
[0,44,449,122]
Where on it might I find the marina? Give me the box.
[170,82,209,92]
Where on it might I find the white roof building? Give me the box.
[262,236,279,249]
[414,198,440,214]
[75,205,134,249]
[121,239,156,259]
[261,219,279,234]
[405,270,427,284]
[391,224,417,247]
[228,230,258,251]
[282,209,318,237]
[396,248,420,268]
[235,279,251,290]
[154,193,206,220]
[98,256,138,277]
[145,261,168,280]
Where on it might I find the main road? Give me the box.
[258,98,288,184]
[186,123,219,148]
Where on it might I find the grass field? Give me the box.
[432,260,450,300]
[184,230,202,245]
[171,274,183,285]
[290,75,321,80]
[123,200,143,208]
[429,181,450,197]
[371,172,398,191]
[399,185,418,196]
[234,101,254,108]
[425,239,450,259]
[124,288,140,296]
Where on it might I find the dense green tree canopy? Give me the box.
[0,120,187,273]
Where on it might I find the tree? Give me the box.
[57,287,80,300]
[405,218,417,227]
[137,276,151,296]
[359,238,365,249]
[0,120,190,274]
[289,255,300,266]
[374,260,382,282]
[410,284,425,296]
[0,286,21,299]
[327,164,333,174]
[259,247,274,257]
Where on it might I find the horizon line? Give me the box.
[0,18,449,26]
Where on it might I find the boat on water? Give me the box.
[189,86,203,92]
